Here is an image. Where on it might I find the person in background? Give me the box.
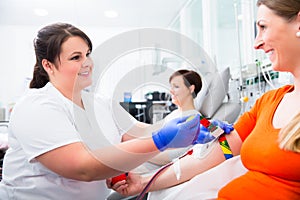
[123,69,208,167]
[144,70,233,168]
[0,22,212,200]
[108,0,300,199]
[148,70,205,166]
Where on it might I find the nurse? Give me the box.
[0,22,210,199]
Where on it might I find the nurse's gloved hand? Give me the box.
[152,114,200,151]
[211,120,234,134]
[193,124,215,144]
[193,119,234,144]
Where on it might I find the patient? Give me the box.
[108,1,300,199]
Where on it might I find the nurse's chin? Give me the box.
[78,81,92,89]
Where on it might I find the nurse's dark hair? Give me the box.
[29,22,93,88]
[257,0,300,22]
[169,69,202,99]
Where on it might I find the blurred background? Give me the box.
[0,0,293,123]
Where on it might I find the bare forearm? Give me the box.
[37,139,159,181]
[148,131,242,191]
[147,146,223,191]
[90,137,159,178]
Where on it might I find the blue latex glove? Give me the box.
[193,119,234,144]
[152,114,200,151]
[211,120,234,134]
[193,124,215,144]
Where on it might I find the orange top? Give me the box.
[218,85,300,200]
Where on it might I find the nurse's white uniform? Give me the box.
[0,82,136,200]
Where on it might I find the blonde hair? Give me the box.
[278,112,300,153]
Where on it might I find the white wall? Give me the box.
[0,24,131,109]
[0,25,36,107]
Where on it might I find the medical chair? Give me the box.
[195,67,241,124]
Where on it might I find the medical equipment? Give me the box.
[239,59,281,113]
[111,173,128,185]
[256,59,276,89]
[218,135,233,160]
[136,149,194,200]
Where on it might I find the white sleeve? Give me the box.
[93,94,137,136]
[10,96,80,162]
[110,99,138,135]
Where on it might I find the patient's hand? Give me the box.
[106,172,146,197]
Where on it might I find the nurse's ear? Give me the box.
[42,59,54,75]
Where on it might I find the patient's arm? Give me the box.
[149,130,241,191]
[108,130,242,196]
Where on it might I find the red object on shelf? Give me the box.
[111,173,127,185]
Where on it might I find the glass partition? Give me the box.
[168,0,257,75]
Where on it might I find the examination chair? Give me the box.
[195,67,241,124]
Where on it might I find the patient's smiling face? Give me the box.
[169,75,193,107]
[254,5,300,74]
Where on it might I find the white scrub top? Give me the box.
[0,82,136,200]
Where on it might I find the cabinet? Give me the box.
[120,101,176,124]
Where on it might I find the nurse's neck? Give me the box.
[55,85,84,109]
[72,95,84,109]
[64,91,84,109]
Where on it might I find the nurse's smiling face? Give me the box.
[52,36,93,94]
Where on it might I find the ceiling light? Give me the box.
[104,10,119,18]
[34,8,48,17]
